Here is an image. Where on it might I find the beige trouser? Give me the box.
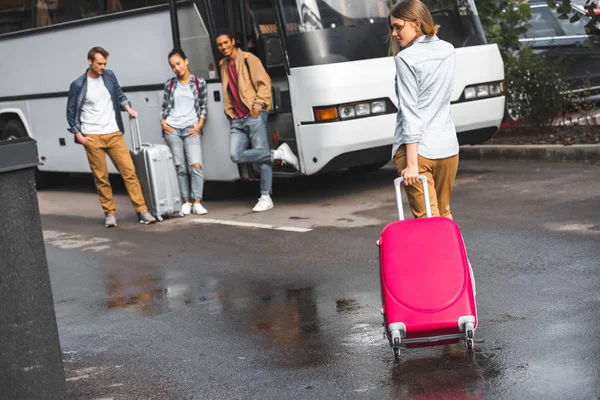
[393,144,459,219]
[83,132,147,216]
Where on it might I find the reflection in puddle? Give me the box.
[251,288,320,343]
[336,298,361,313]
[107,273,167,314]
[103,267,375,369]
[391,351,486,399]
[240,287,329,368]
[100,268,502,395]
[213,283,375,369]
[104,264,196,315]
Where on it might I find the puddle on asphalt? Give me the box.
[104,265,196,315]
[96,264,506,383]
[98,264,383,366]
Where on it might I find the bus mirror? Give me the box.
[260,35,285,68]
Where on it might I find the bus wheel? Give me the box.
[348,161,389,174]
[35,170,65,190]
[0,119,27,141]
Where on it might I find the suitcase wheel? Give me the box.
[392,337,401,361]
[156,214,164,222]
[466,329,474,353]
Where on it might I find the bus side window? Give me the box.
[0,0,169,35]
[35,0,82,27]
[111,0,167,12]
[0,0,33,33]
[35,0,51,27]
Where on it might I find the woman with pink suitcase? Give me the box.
[379,0,477,361]
[389,0,460,219]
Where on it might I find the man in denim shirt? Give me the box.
[66,46,155,227]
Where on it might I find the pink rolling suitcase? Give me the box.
[378,176,477,360]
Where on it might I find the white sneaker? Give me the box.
[181,202,192,215]
[252,196,274,212]
[277,143,300,171]
[193,203,208,215]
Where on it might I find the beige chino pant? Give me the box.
[83,132,147,216]
[393,144,459,219]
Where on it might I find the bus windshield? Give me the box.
[279,0,486,67]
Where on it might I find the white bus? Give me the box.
[0,0,504,183]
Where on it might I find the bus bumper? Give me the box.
[296,96,506,175]
[297,114,396,176]
[452,96,505,133]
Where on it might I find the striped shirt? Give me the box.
[227,62,250,119]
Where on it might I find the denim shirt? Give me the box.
[66,69,131,144]
[392,35,458,160]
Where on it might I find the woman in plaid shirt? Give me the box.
[160,48,209,216]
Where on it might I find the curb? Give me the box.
[459,144,600,163]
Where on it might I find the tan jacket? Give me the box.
[220,50,272,119]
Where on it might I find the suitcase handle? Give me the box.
[393,176,432,220]
[129,117,143,152]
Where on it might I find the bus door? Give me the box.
[200,0,302,180]
[246,0,302,178]
[178,0,240,182]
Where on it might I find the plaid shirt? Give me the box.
[161,75,208,122]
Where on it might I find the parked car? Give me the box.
[519,1,600,102]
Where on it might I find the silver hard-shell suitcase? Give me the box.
[129,118,183,222]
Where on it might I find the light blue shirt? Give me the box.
[392,35,458,160]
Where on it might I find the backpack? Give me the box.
[169,75,201,95]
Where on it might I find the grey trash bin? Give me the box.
[0,137,66,399]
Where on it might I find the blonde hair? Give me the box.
[389,0,440,55]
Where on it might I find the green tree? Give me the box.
[552,0,600,48]
[476,0,578,127]
[477,0,531,58]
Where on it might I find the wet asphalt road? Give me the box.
[38,160,600,400]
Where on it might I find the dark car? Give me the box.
[519,2,600,102]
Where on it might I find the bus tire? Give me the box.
[34,170,64,190]
[457,127,498,145]
[0,118,27,141]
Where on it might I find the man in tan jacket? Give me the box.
[216,29,299,212]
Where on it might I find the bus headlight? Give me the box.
[476,85,489,98]
[339,105,356,119]
[313,98,394,122]
[489,83,502,96]
[355,103,371,117]
[464,87,477,100]
[370,100,387,114]
[460,81,504,102]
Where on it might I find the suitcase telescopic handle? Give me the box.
[129,117,143,152]
[393,175,433,220]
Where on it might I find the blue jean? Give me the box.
[164,126,204,201]
[230,112,273,195]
